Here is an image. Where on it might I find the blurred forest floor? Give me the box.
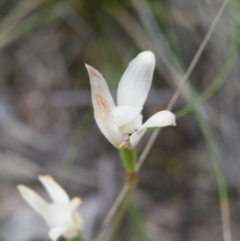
[0,0,240,241]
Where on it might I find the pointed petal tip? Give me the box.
[139,50,155,58]
[85,63,92,71]
[137,51,155,65]
[17,184,26,193]
[17,184,50,221]
[139,110,176,131]
[17,184,30,194]
[17,185,33,201]
[38,175,53,181]
[117,50,155,107]
[71,197,83,207]
[17,184,32,195]
[39,175,70,204]
[85,65,105,87]
[85,64,101,77]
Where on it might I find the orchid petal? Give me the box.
[39,175,70,204]
[129,129,146,149]
[17,185,49,219]
[117,51,155,107]
[47,203,74,227]
[129,111,176,148]
[112,105,142,127]
[72,211,85,229]
[86,64,123,147]
[86,64,115,109]
[93,93,124,147]
[70,197,82,210]
[49,226,78,241]
[139,110,176,131]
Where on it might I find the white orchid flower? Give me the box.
[86,51,176,149]
[17,175,84,241]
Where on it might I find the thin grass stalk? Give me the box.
[166,0,230,110]
[0,2,67,48]
[195,111,232,241]
[128,201,149,241]
[176,24,239,118]
[105,150,137,241]
[106,184,135,241]
[93,185,129,241]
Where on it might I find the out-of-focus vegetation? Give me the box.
[0,0,240,241]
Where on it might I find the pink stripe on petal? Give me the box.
[94,93,123,148]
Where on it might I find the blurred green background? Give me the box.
[0,0,240,241]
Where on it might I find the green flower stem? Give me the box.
[120,149,136,173]
[69,236,85,241]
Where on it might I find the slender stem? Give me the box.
[120,149,136,173]
[93,149,137,241]
[166,0,230,111]
[128,200,149,241]
[105,150,137,241]
[107,182,135,241]
[135,128,159,172]
[93,184,129,241]
[195,112,231,241]
[176,29,238,118]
